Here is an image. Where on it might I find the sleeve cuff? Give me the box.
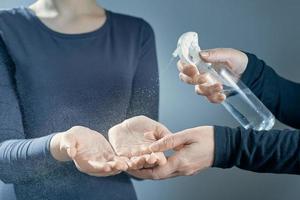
[25,133,61,176]
[212,126,229,168]
[44,133,60,165]
[240,52,264,89]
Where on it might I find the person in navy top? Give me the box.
[0,0,159,199]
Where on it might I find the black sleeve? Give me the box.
[241,53,300,128]
[213,126,300,174]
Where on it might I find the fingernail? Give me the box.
[200,51,209,57]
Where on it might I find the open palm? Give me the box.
[108,116,171,169]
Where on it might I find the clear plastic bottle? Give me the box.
[173,32,275,130]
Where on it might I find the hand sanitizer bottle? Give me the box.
[173,32,275,130]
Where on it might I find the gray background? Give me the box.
[1,0,300,199]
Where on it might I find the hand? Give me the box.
[50,126,128,177]
[128,126,215,179]
[178,48,248,103]
[108,116,171,170]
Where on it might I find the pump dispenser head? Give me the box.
[173,32,214,74]
[173,32,201,65]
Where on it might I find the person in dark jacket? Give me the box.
[118,48,300,180]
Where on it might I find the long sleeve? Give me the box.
[241,53,300,128]
[0,38,59,184]
[126,20,159,121]
[213,126,300,174]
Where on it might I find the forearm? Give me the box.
[213,126,300,174]
[241,53,300,128]
[0,134,63,184]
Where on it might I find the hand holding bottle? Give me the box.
[177,48,248,103]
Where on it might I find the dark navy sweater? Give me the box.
[214,53,300,174]
[0,7,158,200]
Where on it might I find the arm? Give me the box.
[126,20,159,120]
[241,53,300,128]
[0,38,60,184]
[0,38,126,183]
[136,125,300,180]
[214,126,300,174]
[177,48,300,128]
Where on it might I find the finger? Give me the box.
[153,152,167,166]
[109,159,128,171]
[127,168,155,179]
[144,131,156,140]
[179,72,194,84]
[149,155,180,180]
[179,72,208,85]
[199,49,231,65]
[207,93,226,104]
[135,156,147,169]
[87,164,122,177]
[173,144,185,151]
[176,61,191,73]
[87,170,121,177]
[177,60,184,71]
[146,153,158,165]
[88,160,112,172]
[114,156,130,171]
[195,83,223,97]
[177,61,198,77]
[127,156,178,180]
[128,156,140,170]
[73,159,113,175]
[149,133,187,152]
[129,156,146,170]
[144,126,172,145]
[140,154,155,168]
[132,156,147,170]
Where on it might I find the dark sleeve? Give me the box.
[241,53,300,128]
[213,126,300,174]
[126,20,159,120]
[0,38,60,184]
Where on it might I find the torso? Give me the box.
[0,7,150,199]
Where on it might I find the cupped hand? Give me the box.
[50,126,128,177]
[178,48,248,103]
[128,126,215,180]
[108,116,171,170]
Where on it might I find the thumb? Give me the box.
[149,133,187,152]
[200,48,231,64]
[144,125,172,141]
[60,133,77,159]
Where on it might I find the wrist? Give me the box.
[201,126,215,167]
[193,126,215,167]
[50,132,72,162]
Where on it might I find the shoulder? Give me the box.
[0,7,27,19]
[0,7,31,28]
[109,11,154,36]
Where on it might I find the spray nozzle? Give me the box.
[173,32,201,66]
[173,32,214,74]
